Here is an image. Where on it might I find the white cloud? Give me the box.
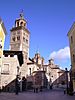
[50,46,70,60]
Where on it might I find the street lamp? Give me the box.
[65,68,69,94]
[69,65,73,95]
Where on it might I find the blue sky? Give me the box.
[0,0,75,70]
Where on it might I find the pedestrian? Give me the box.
[64,89,66,94]
[34,88,35,93]
[15,75,19,95]
[36,87,38,93]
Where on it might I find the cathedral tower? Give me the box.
[10,12,30,62]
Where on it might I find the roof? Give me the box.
[33,70,46,73]
[27,58,35,65]
[58,69,65,73]
[0,17,7,34]
[3,50,22,55]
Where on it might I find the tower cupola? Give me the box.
[15,11,27,27]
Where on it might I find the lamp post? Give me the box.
[65,68,69,94]
[69,65,73,95]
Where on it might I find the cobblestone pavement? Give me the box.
[0,90,75,100]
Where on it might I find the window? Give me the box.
[12,37,15,41]
[17,21,19,27]
[0,39,2,49]
[10,54,14,57]
[4,54,8,57]
[26,39,28,44]
[23,37,25,42]
[29,68,31,75]
[0,44,2,49]
[25,54,27,60]
[74,72,75,79]
[17,36,20,41]
[71,36,73,44]
[73,54,75,62]
[1,64,9,74]
[20,21,23,26]
[72,72,75,80]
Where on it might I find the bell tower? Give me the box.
[10,12,30,62]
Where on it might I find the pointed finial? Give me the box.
[20,10,24,19]
[36,45,40,54]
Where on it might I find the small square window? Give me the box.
[17,36,20,41]
[26,39,28,44]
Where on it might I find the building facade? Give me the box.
[10,12,30,77]
[0,13,66,91]
[0,18,7,89]
[27,53,66,89]
[67,22,75,92]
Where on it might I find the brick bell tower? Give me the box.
[10,12,30,77]
[10,12,30,63]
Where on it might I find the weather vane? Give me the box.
[20,9,24,19]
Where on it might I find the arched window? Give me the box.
[20,21,23,26]
[17,36,20,41]
[17,21,19,27]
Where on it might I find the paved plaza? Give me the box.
[0,89,75,100]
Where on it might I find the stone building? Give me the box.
[0,13,29,91]
[0,18,7,89]
[10,12,30,77]
[0,13,66,91]
[1,51,23,91]
[27,53,66,89]
[67,22,75,92]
